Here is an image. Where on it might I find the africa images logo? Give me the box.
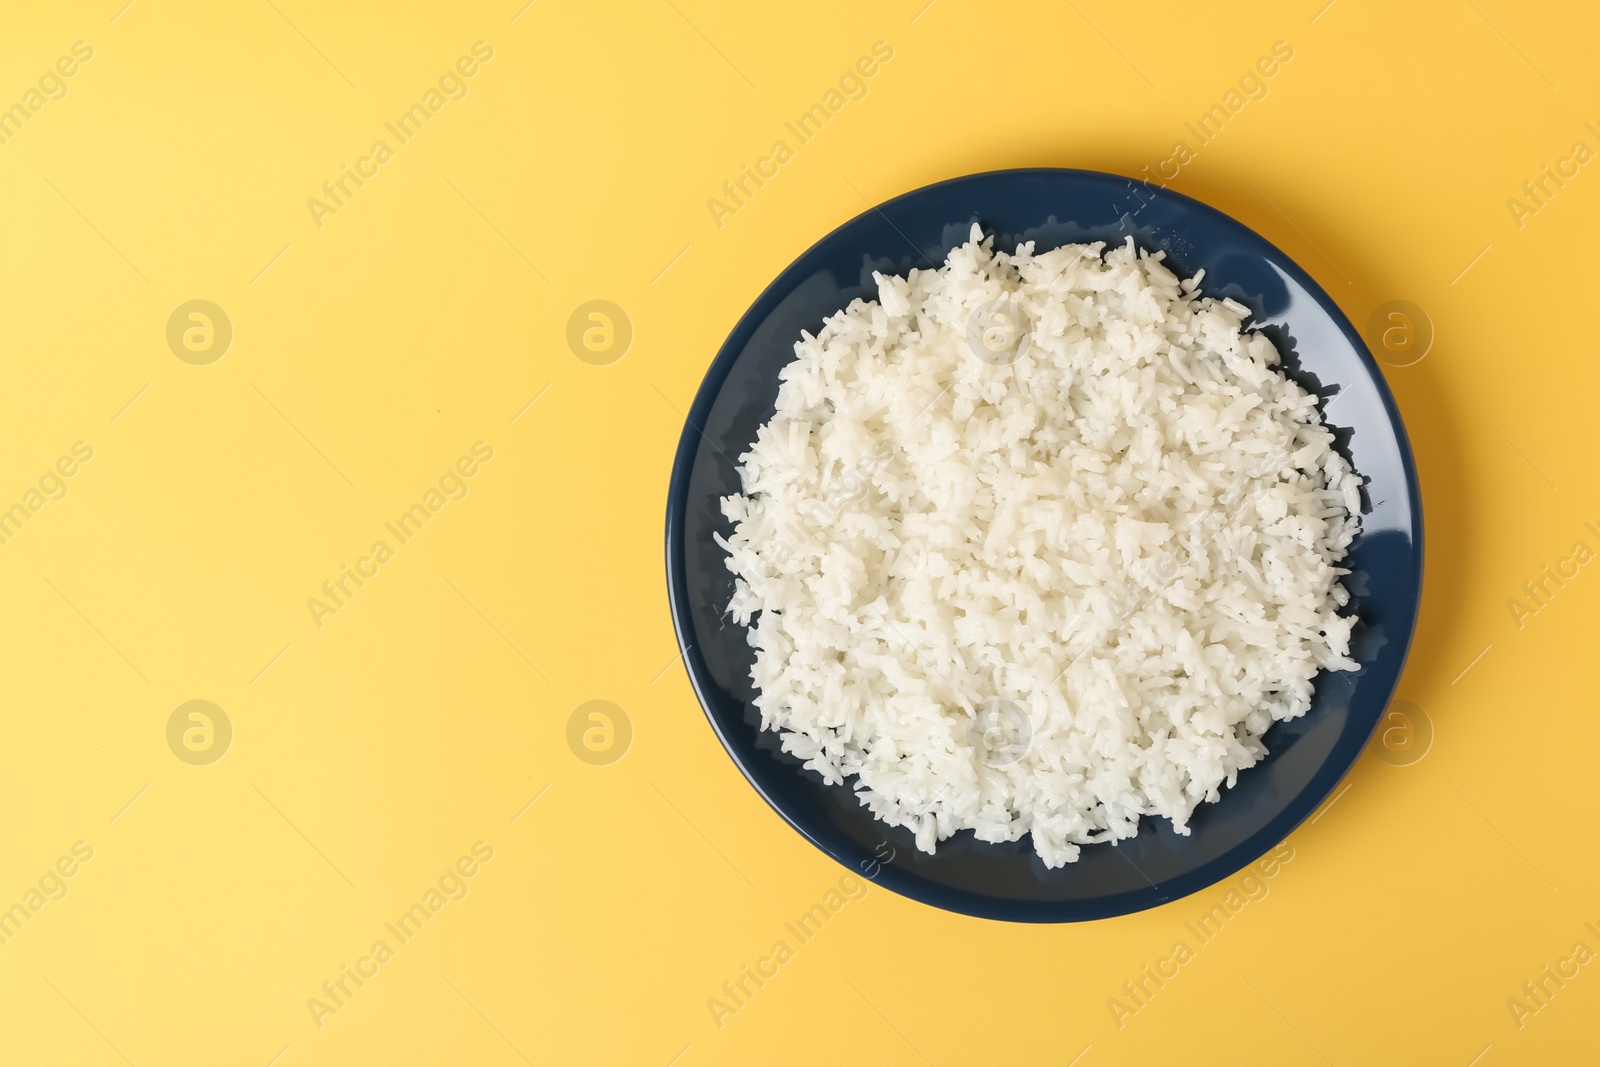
[305,42,495,229]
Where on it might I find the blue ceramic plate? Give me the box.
[664,168,1422,922]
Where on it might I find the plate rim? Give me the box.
[664,166,1424,922]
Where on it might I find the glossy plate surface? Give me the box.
[664,168,1423,922]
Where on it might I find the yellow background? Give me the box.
[0,0,1594,1063]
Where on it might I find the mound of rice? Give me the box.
[716,225,1360,868]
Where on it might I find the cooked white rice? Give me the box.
[716,225,1360,868]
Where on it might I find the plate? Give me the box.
[664,168,1423,922]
